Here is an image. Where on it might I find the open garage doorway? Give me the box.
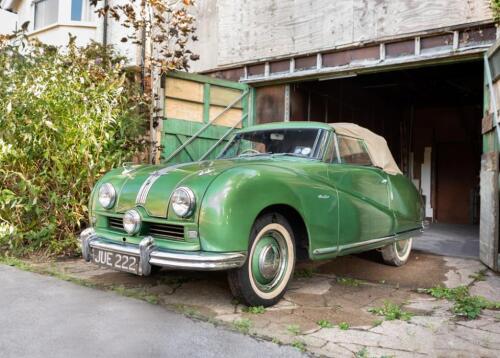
[257,61,484,258]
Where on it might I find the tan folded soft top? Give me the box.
[329,123,402,175]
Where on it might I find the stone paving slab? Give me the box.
[13,251,500,357]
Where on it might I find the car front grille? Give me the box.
[108,217,124,231]
[106,217,184,240]
[149,223,185,240]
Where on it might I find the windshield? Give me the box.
[219,128,323,159]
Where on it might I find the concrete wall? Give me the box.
[0,9,17,34]
[190,0,493,72]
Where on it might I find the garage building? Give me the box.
[157,0,500,272]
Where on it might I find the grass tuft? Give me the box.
[233,318,252,334]
[368,301,413,321]
[316,319,333,328]
[336,277,363,287]
[338,322,350,330]
[242,305,266,314]
[291,340,306,352]
[287,324,301,335]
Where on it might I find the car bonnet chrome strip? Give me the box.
[135,163,186,205]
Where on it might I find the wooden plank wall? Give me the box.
[214,0,491,66]
[162,74,248,163]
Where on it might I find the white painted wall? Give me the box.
[3,0,97,47]
[0,9,17,34]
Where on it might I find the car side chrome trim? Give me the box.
[79,230,246,274]
[313,228,423,255]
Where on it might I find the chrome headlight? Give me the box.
[98,183,116,209]
[171,187,195,217]
[123,209,141,235]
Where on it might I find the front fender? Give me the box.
[198,164,339,256]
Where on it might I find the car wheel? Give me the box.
[227,213,296,307]
[381,238,413,266]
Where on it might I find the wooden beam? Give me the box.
[482,112,495,134]
[480,152,499,272]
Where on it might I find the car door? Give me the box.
[327,134,394,251]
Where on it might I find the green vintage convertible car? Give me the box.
[80,121,423,306]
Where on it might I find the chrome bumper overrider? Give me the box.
[79,228,246,276]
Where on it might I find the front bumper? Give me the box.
[79,228,246,276]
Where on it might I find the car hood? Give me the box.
[101,156,318,218]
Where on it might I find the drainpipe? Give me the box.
[102,0,108,47]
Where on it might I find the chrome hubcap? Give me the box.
[395,239,410,255]
[259,244,281,280]
[251,230,288,293]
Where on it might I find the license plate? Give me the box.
[92,248,139,274]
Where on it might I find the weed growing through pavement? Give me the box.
[287,324,301,335]
[316,319,333,328]
[292,340,306,352]
[468,269,487,282]
[233,318,252,334]
[372,319,383,327]
[242,305,266,314]
[338,322,350,330]
[294,268,315,278]
[368,301,413,321]
[336,277,363,287]
[355,347,369,358]
[424,285,500,319]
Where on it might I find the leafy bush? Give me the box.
[0,34,147,256]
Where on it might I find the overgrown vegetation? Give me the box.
[368,301,413,321]
[0,33,147,256]
[425,285,500,319]
[242,305,266,314]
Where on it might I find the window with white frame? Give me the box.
[71,0,94,22]
[34,0,59,30]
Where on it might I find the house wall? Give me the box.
[0,8,17,34]
[6,0,97,47]
[190,0,493,73]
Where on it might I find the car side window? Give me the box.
[337,135,373,166]
[324,133,339,163]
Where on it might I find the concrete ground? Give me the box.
[413,223,479,259]
[11,249,499,357]
[0,265,303,358]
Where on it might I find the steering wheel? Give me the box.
[239,148,261,156]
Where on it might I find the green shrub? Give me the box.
[0,34,147,256]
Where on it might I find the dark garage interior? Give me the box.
[256,60,484,257]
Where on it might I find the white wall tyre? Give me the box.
[228,212,295,307]
[381,238,413,266]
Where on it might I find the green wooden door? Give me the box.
[161,71,253,164]
[480,41,500,272]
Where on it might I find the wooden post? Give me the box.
[480,152,499,271]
